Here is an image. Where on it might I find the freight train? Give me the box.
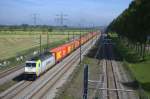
[24,32,98,77]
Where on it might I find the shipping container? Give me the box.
[50,32,97,62]
[70,42,75,51]
[74,40,80,48]
[62,43,72,54]
[50,47,63,62]
[81,37,86,44]
[61,45,68,58]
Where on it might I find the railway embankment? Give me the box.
[54,39,102,99]
[109,33,150,98]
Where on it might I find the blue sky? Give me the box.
[0,0,132,26]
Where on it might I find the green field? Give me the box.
[0,30,90,71]
[0,30,87,35]
[0,30,86,60]
[0,34,68,60]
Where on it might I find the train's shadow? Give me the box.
[13,73,36,81]
[122,80,139,90]
[122,81,150,93]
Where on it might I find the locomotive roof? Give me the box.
[30,52,52,61]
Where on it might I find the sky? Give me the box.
[0,0,132,26]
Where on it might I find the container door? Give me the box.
[56,51,62,61]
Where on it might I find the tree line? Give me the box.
[107,0,150,59]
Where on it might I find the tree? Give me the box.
[107,0,150,59]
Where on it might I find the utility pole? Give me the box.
[40,34,42,56]
[55,13,68,36]
[91,25,93,45]
[73,31,75,40]
[32,13,39,32]
[68,30,69,41]
[33,13,38,26]
[92,24,94,44]
[73,30,75,48]
[47,32,49,51]
[55,13,68,26]
[80,26,82,64]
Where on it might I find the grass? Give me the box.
[0,34,69,60]
[0,30,87,70]
[129,56,150,96]
[0,30,87,60]
[109,32,150,97]
[55,45,101,99]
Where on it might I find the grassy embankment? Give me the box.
[54,43,101,99]
[109,33,150,97]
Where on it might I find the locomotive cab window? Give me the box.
[26,63,36,67]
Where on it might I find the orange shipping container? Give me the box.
[50,47,63,62]
[62,46,67,58]
[62,43,72,54]
[74,40,80,48]
[70,42,74,51]
[81,37,84,44]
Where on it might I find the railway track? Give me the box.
[100,38,139,99]
[0,35,100,99]
[0,67,24,85]
[0,33,98,86]
[105,44,119,99]
[0,46,82,99]
[31,36,98,99]
[0,81,32,99]
[0,49,80,99]
[111,49,139,99]
[36,36,100,99]
[0,66,23,79]
[89,37,104,99]
[31,47,82,99]
[87,35,139,99]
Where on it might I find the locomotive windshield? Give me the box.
[26,63,36,67]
